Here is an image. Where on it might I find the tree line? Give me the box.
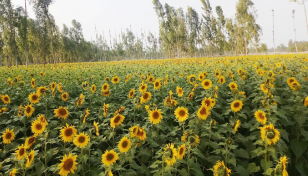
[0,0,266,67]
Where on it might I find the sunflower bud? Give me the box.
[267,130,275,139]
[189,136,195,144]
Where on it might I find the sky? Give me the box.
[11,0,308,48]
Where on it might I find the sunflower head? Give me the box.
[177,144,186,160]
[148,108,163,125]
[118,136,131,153]
[110,114,125,129]
[260,123,280,145]
[73,132,90,148]
[231,100,243,112]
[2,128,15,144]
[174,107,189,122]
[60,124,77,142]
[1,95,11,104]
[61,92,69,101]
[25,136,36,149]
[15,144,27,160]
[58,153,78,176]
[212,160,231,176]
[112,76,120,84]
[164,143,177,166]
[128,88,135,98]
[31,120,46,135]
[54,106,69,119]
[140,92,152,104]
[102,150,119,167]
[202,79,212,90]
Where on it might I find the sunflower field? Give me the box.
[0,54,308,176]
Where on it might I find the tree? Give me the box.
[260,43,267,53]
[290,0,308,35]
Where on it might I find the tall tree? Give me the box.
[290,0,308,36]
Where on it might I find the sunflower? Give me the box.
[118,136,131,153]
[287,77,296,86]
[28,93,40,104]
[58,153,78,176]
[60,124,77,142]
[9,168,18,176]
[214,86,218,98]
[148,76,155,83]
[1,95,10,104]
[234,120,240,133]
[2,128,15,144]
[139,83,147,93]
[229,82,238,90]
[129,126,139,138]
[25,136,36,149]
[276,156,288,176]
[148,108,163,124]
[103,103,109,117]
[110,114,125,128]
[290,81,300,91]
[215,71,220,77]
[176,86,184,97]
[187,92,194,102]
[54,106,69,119]
[128,88,135,98]
[7,77,13,86]
[40,72,44,76]
[154,79,162,90]
[260,123,280,145]
[177,144,186,160]
[102,90,111,97]
[219,76,226,84]
[58,83,63,93]
[89,84,96,94]
[37,86,48,96]
[94,122,99,136]
[15,144,27,160]
[164,143,177,166]
[82,81,89,90]
[261,84,268,94]
[202,97,216,109]
[37,114,48,126]
[181,132,200,147]
[254,110,267,124]
[112,76,120,84]
[174,107,189,122]
[212,160,231,176]
[73,132,90,148]
[164,97,178,107]
[202,79,212,90]
[114,106,125,115]
[140,92,152,104]
[197,105,211,120]
[304,96,308,107]
[192,84,198,92]
[83,108,90,124]
[26,150,35,168]
[136,128,146,141]
[105,77,110,82]
[51,82,56,90]
[102,150,119,167]
[31,120,46,135]
[198,73,204,81]
[31,78,36,88]
[77,94,85,107]
[108,170,113,176]
[61,92,69,101]
[231,100,243,112]
[187,75,196,84]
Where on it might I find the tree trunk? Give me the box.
[25,0,28,67]
[302,0,308,36]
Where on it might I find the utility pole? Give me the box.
[293,10,299,53]
[272,9,275,54]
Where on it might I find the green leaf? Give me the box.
[247,162,260,174]
[234,149,249,159]
[260,159,273,172]
[290,139,308,158]
[178,168,188,176]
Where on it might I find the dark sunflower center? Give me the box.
[155,82,159,87]
[234,102,240,108]
[216,72,219,76]
[267,130,275,139]
[141,86,145,90]
[150,78,153,81]
[28,153,33,161]
[179,110,186,117]
[114,116,121,124]
[122,141,128,148]
[152,111,160,119]
[143,93,149,99]
[258,113,264,120]
[137,130,144,136]
[59,109,67,116]
[190,77,195,82]
[231,85,235,89]
[65,128,73,136]
[5,132,12,139]
[52,84,55,89]
[114,78,118,82]
[63,94,67,99]
[179,89,182,93]
[204,100,210,106]
[204,81,209,86]
[130,91,133,96]
[32,95,38,100]
[290,79,294,83]
[63,158,74,170]
[19,148,25,156]
[26,107,31,113]
[31,81,35,85]
[200,107,206,115]
[78,136,85,143]
[28,137,35,144]
[106,153,114,161]
[36,123,42,130]
[220,78,223,82]
[179,148,184,155]
[103,85,107,90]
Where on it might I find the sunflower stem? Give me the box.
[264,143,268,163]
[81,148,85,176]
[188,146,191,176]
[162,156,164,176]
[44,132,48,176]
[23,117,27,137]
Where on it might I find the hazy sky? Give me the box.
[11,0,308,48]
